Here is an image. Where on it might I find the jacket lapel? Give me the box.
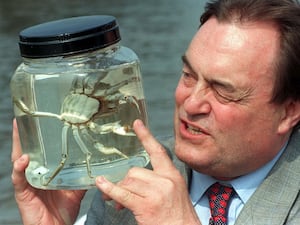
[161,137,192,185]
[235,129,300,225]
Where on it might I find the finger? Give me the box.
[101,194,125,210]
[96,176,137,210]
[101,169,153,202]
[11,119,32,196]
[11,154,30,193]
[117,168,151,195]
[133,119,175,173]
[101,192,112,201]
[11,119,22,162]
[101,178,124,201]
[101,194,125,211]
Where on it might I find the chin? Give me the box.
[175,139,199,163]
[174,137,216,169]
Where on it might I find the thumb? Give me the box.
[11,119,31,194]
[11,154,31,193]
[11,119,22,162]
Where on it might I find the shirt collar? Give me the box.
[231,143,285,204]
[190,141,287,205]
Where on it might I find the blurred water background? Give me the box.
[0,0,205,224]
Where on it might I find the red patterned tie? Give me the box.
[207,182,234,225]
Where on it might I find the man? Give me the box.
[11,0,300,224]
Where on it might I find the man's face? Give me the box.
[174,17,289,179]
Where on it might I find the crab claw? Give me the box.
[112,124,136,136]
[94,143,128,158]
[89,121,136,136]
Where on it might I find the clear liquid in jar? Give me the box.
[12,61,149,190]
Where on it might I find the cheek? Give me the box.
[213,106,272,153]
[211,105,252,138]
[174,82,188,105]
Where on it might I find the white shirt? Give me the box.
[74,214,87,225]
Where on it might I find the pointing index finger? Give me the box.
[133,119,175,174]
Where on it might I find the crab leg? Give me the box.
[72,126,93,178]
[13,97,62,120]
[43,123,69,186]
[104,78,135,95]
[123,95,141,114]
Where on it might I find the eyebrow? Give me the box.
[181,54,236,92]
[181,55,196,74]
[209,79,236,93]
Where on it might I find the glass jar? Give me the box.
[10,15,149,190]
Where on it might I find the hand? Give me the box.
[11,119,86,225]
[96,119,201,225]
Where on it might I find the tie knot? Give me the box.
[207,183,234,225]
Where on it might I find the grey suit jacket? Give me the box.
[85,129,300,225]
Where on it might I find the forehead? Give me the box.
[186,17,280,79]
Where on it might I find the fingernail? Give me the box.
[20,154,26,161]
[134,119,144,128]
[96,176,111,191]
[96,176,108,185]
[17,154,26,163]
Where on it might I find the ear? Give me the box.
[277,100,300,134]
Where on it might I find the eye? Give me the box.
[210,83,241,103]
[181,70,197,87]
[213,88,236,103]
[212,85,249,104]
[182,70,193,79]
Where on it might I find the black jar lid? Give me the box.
[19,15,121,58]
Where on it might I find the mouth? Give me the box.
[180,119,209,136]
[186,123,204,135]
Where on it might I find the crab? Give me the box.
[13,70,141,185]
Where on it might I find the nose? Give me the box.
[183,85,212,116]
